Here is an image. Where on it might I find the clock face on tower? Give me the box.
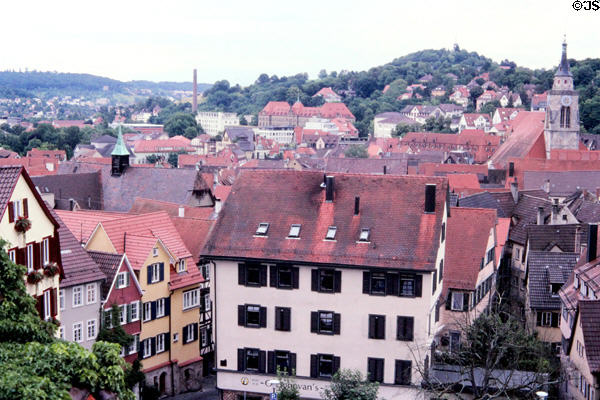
[561,95,572,107]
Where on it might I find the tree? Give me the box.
[319,69,328,79]
[164,112,198,137]
[145,154,161,164]
[97,304,133,349]
[392,122,422,137]
[321,369,379,400]
[469,86,484,109]
[344,145,368,158]
[418,310,558,399]
[276,370,300,400]
[168,152,184,168]
[239,115,248,125]
[183,126,198,140]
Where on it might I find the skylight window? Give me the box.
[256,222,270,236]
[326,226,337,240]
[359,228,371,242]
[288,224,301,238]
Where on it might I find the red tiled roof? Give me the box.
[203,170,448,270]
[444,207,497,293]
[55,209,129,243]
[401,131,500,163]
[0,166,23,220]
[134,137,193,153]
[495,217,510,266]
[213,185,231,202]
[447,174,480,190]
[172,217,215,264]
[488,111,546,168]
[418,163,488,177]
[314,87,339,98]
[129,197,214,219]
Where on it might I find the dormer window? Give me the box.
[359,228,371,242]
[256,223,269,236]
[326,226,337,240]
[288,224,301,238]
[574,274,579,289]
[153,247,159,257]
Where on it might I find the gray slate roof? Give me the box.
[527,224,587,253]
[524,171,600,197]
[32,172,102,210]
[528,251,578,310]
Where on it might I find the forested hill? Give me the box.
[199,47,600,135]
[0,70,211,99]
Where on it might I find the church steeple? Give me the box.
[111,125,130,176]
[556,37,572,77]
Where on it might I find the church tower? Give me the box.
[111,125,130,176]
[544,39,580,158]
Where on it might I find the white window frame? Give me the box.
[12,200,22,219]
[185,324,195,343]
[58,326,65,340]
[143,339,151,358]
[177,259,186,273]
[116,272,127,289]
[130,301,139,322]
[152,247,159,257]
[183,288,200,310]
[86,283,96,304]
[288,224,301,238]
[542,311,552,327]
[72,286,83,307]
[151,263,160,283]
[87,319,97,340]
[42,238,49,265]
[43,290,51,320]
[128,334,138,355]
[26,243,34,273]
[59,289,65,311]
[204,293,211,311]
[156,298,165,318]
[156,333,165,353]
[143,302,151,322]
[119,305,127,325]
[326,226,337,240]
[173,332,179,342]
[201,328,208,347]
[8,249,15,263]
[451,292,464,311]
[73,322,83,343]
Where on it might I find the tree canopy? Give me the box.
[321,369,379,400]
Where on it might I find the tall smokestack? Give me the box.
[192,69,198,114]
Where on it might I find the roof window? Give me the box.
[288,224,301,238]
[326,226,337,240]
[256,222,270,236]
[359,228,370,242]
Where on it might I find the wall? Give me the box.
[60,281,102,350]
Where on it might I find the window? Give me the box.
[537,311,559,327]
[156,333,165,353]
[288,224,301,238]
[152,247,159,257]
[244,348,261,372]
[116,272,128,289]
[87,319,97,340]
[397,316,414,341]
[73,322,83,343]
[368,315,386,339]
[12,200,22,219]
[368,358,384,383]
[370,273,386,295]
[201,264,210,280]
[143,339,152,358]
[239,304,267,328]
[59,289,65,311]
[311,311,340,335]
[275,307,291,331]
[130,301,139,321]
[400,276,415,297]
[310,354,339,378]
[177,259,186,273]
[72,286,83,307]
[439,259,443,282]
[173,333,179,343]
[43,290,51,320]
[312,269,341,293]
[8,249,15,263]
[326,226,337,240]
[183,288,200,310]
[184,323,198,343]
[239,263,267,287]
[560,106,571,128]
[26,243,34,273]
[395,360,412,385]
[58,326,64,340]
[486,248,495,265]
[359,228,370,242]
[203,293,211,311]
[432,271,437,294]
[201,328,208,347]
[128,335,138,354]
[42,238,49,265]
[450,291,466,311]
[274,351,293,374]
[441,222,446,242]
[119,305,126,325]
[86,283,96,304]
[143,302,151,322]
[255,223,269,236]
[271,265,299,289]
[156,298,165,318]
[150,263,161,283]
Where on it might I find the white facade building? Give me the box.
[255,126,295,145]
[196,112,239,136]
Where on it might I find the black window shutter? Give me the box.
[311,312,318,333]
[333,356,341,374]
[270,266,278,287]
[439,259,444,281]
[406,317,414,341]
[23,198,28,218]
[193,323,198,341]
[536,312,542,326]
[334,271,342,293]
[260,306,267,328]
[150,337,156,356]
[394,360,401,384]
[292,267,299,289]
[368,315,375,338]
[463,293,470,311]
[284,308,291,331]
[138,339,145,359]
[311,269,319,291]
[151,301,157,320]
[333,313,341,335]
[159,262,164,282]
[267,351,275,374]
[378,316,386,339]
[165,333,170,351]
[275,307,282,330]
[183,325,189,344]
[147,265,152,284]
[290,353,297,373]
[378,359,385,383]
[386,273,399,296]
[237,349,245,371]
[165,297,170,316]
[368,358,376,381]
[258,350,266,373]
[414,275,422,297]
[446,293,452,310]
[310,355,318,378]
[259,265,267,286]
[238,305,246,326]
[551,313,559,328]
[363,271,371,294]
[432,271,437,294]
[238,263,246,285]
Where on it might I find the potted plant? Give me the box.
[43,262,59,277]
[14,216,31,233]
[26,270,43,284]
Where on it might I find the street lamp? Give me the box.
[536,391,548,400]
[268,379,281,400]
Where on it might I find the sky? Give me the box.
[2,0,598,87]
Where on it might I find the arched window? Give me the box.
[560,106,571,128]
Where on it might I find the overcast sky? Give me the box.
[2,0,598,86]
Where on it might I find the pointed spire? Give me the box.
[111,124,129,156]
[556,36,572,77]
